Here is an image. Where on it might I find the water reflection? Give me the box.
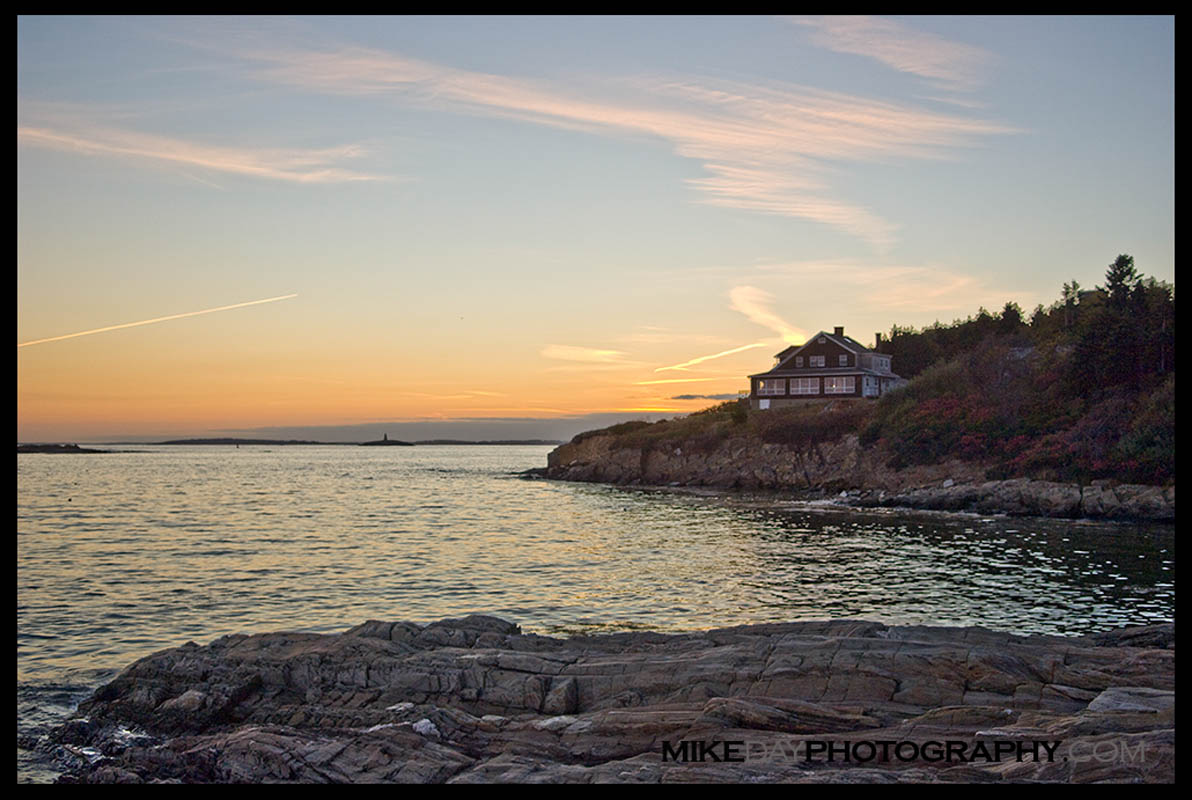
[18,446,1174,685]
[549,486,1172,637]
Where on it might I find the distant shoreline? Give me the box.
[17,443,115,454]
[20,438,563,449]
[152,438,563,446]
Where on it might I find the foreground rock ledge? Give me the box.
[48,615,1174,783]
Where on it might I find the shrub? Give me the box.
[1112,376,1175,484]
[751,400,871,450]
[570,419,651,444]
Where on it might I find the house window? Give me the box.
[758,379,786,396]
[791,378,819,395]
[795,356,804,367]
[838,355,848,366]
[809,355,825,367]
[824,376,855,394]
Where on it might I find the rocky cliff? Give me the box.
[544,433,1174,522]
[45,615,1174,783]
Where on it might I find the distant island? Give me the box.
[17,443,113,454]
[142,438,562,446]
[19,437,563,455]
[155,438,330,446]
[359,434,413,447]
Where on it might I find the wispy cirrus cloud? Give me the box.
[17,124,382,184]
[786,16,992,92]
[540,344,631,364]
[689,165,900,247]
[393,390,509,400]
[754,259,1018,313]
[208,37,1013,249]
[728,286,808,345]
[616,328,728,346]
[918,95,989,110]
[634,376,739,386]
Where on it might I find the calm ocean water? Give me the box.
[17,444,1174,781]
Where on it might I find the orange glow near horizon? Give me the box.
[16,327,753,440]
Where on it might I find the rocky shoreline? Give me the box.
[542,434,1174,522]
[42,615,1174,783]
[840,478,1174,520]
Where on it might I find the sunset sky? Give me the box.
[18,16,1174,442]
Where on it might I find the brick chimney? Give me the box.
[834,326,844,337]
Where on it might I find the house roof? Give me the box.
[753,328,901,383]
[774,330,875,361]
[749,366,899,380]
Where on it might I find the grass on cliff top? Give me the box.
[565,335,1173,486]
[570,399,873,454]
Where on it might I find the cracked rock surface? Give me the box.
[47,615,1174,783]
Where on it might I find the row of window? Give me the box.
[757,377,856,395]
[788,354,891,371]
[794,355,849,368]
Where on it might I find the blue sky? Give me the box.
[17,16,1174,441]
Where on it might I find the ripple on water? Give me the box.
[17,445,1174,780]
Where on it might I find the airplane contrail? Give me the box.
[654,342,769,372]
[18,293,299,348]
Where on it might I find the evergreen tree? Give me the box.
[1134,277,1175,376]
[1061,280,1081,330]
[1103,254,1139,310]
[999,301,1024,334]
